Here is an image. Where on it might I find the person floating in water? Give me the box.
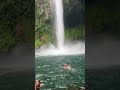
[35,80,40,90]
[63,63,71,70]
[63,63,76,74]
[35,80,44,90]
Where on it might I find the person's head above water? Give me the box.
[64,63,70,67]
[35,80,40,90]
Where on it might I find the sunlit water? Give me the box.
[35,55,85,90]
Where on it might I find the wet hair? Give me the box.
[35,80,40,83]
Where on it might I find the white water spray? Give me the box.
[35,0,85,56]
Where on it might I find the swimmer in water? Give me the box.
[63,64,76,74]
[63,64,71,70]
[35,80,40,90]
[35,80,44,90]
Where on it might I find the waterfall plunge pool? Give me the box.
[35,55,85,90]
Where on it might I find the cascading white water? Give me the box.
[35,0,85,56]
[54,0,64,49]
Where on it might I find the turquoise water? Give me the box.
[35,55,85,90]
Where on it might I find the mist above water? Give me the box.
[35,41,85,56]
[35,0,85,56]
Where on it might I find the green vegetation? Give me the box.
[0,0,34,53]
[0,30,15,52]
[65,26,85,41]
[86,0,120,36]
[35,0,53,48]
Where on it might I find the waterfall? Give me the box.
[54,0,64,49]
[35,0,85,56]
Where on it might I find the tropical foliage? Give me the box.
[0,0,34,52]
[35,0,53,48]
[65,26,85,41]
